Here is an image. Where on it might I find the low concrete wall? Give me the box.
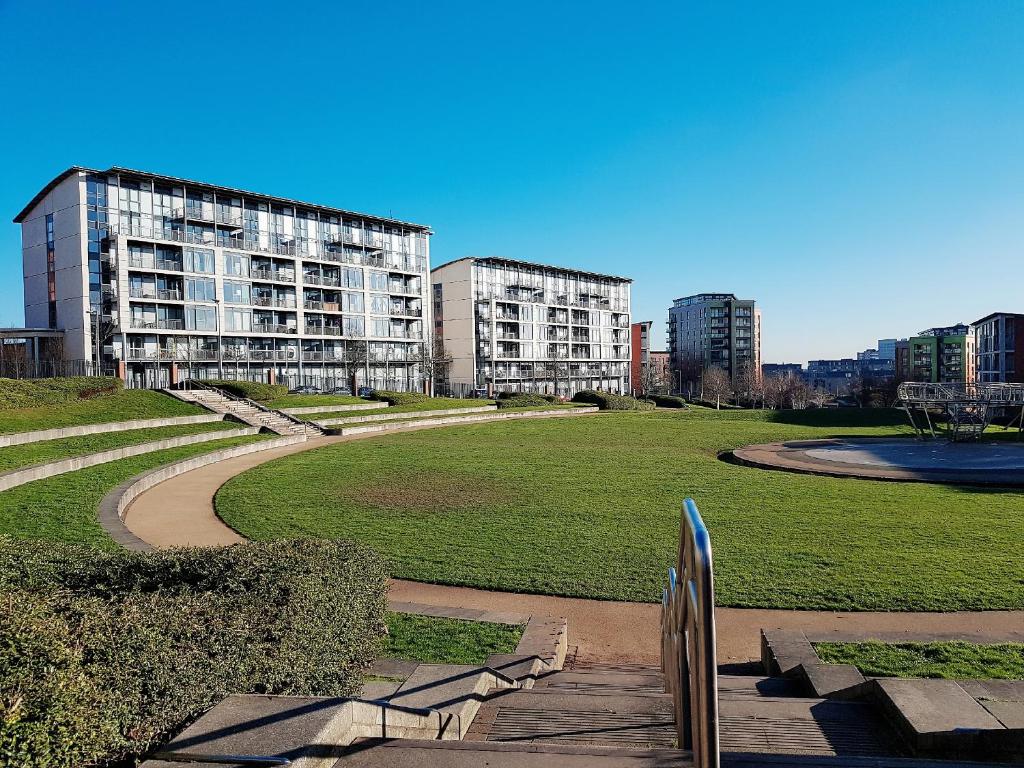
[317,405,496,426]
[330,407,598,436]
[97,433,307,550]
[0,413,225,448]
[281,402,388,415]
[0,427,258,493]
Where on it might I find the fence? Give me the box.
[0,359,114,379]
[662,498,719,768]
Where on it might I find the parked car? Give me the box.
[357,386,374,397]
[471,388,489,399]
[325,386,352,395]
[289,385,321,395]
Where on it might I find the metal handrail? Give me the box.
[662,498,719,768]
[183,380,316,435]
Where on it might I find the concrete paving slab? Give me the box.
[979,699,1024,729]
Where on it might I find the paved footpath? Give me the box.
[122,425,1024,665]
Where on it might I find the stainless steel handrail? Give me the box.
[662,497,719,768]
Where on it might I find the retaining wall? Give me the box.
[330,407,598,436]
[317,405,496,426]
[97,433,308,550]
[0,413,226,448]
[281,402,388,415]
[0,427,258,493]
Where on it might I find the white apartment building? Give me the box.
[14,167,431,389]
[431,257,631,396]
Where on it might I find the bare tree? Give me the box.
[343,340,369,390]
[733,361,760,408]
[637,359,659,398]
[413,332,453,396]
[810,388,832,408]
[703,366,732,409]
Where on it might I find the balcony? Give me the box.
[129,288,183,301]
[215,211,243,228]
[253,323,297,335]
[129,257,185,273]
[250,349,297,361]
[305,324,343,336]
[131,319,185,330]
[302,351,325,361]
[251,268,295,283]
[304,274,341,287]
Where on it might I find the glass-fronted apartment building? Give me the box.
[895,324,975,384]
[972,313,1024,384]
[667,293,760,385]
[14,167,430,389]
[431,257,631,396]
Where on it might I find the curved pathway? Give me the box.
[121,421,1024,664]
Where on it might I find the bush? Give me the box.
[0,537,387,768]
[496,394,554,409]
[496,391,558,403]
[367,390,429,406]
[0,377,122,410]
[645,394,688,409]
[571,390,656,411]
[204,379,288,403]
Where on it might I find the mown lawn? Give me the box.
[815,641,1024,679]
[0,421,242,473]
[382,613,523,664]
[218,408,1024,611]
[266,394,369,409]
[0,389,205,434]
[301,398,496,422]
[0,433,271,547]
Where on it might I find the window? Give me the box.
[369,294,389,314]
[224,252,250,277]
[184,247,215,273]
[185,278,216,302]
[371,318,390,337]
[223,281,251,305]
[186,305,218,331]
[342,292,364,313]
[45,214,56,327]
[369,270,388,291]
[344,316,365,336]
[225,308,252,332]
[343,267,364,289]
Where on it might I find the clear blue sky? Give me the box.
[1,1,1021,363]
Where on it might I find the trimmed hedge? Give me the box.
[0,537,387,768]
[204,379,288,402]
[496,394,555,409]
[645,394,688,409]
[496,391,559,403]
[571,390,656,411]
[368,389,429,406]
[0,377,122,410]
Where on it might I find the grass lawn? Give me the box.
[0,389,206,434]
[218,407,1024,611]
[301,398,496,422]
[266,394,369,409]
[0,433,271,548]
[0,421,242,473]
[815,641,1024,679]
[382,612,523,664]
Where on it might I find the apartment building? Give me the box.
[897,324,975,384]
[972,312,1024,383]
[14,167,431,389]
[431,257,631,396]
[667,293,760,384]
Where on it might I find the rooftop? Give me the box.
[672,293,749,307]
[432,256,632,283]
[13,166,432,232]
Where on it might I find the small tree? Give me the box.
[638,359,659,398]
[703,366,732,409]
[343,340,369,389]
[414,332,453,396]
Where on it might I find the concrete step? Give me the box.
[534,670,666,696]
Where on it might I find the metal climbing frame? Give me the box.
[897,382,1024,442]
[662,498,720,768]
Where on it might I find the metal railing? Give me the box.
[662,498,719,768]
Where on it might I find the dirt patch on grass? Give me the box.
[345,472,512,511]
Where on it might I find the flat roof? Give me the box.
[14,166,431,231]
[672,293,751,306]
[972,312,1024,326]
[431,256,632,283]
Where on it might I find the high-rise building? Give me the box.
[431,257,631,396]
[630,320,653,393]
[667,293,760,383]
[14,166,432,390]
[906,325,975,383]
[972,312,1024,383]
[877,338,904,361]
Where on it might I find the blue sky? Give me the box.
[1,1,1021,363]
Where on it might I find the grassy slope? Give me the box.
[218,408,1024,611]
[0,389,205,434]
[0,422,241,473]
[266,394,368,408]
[383,613,523,664]
[815,641,1024,679]
[0,433,271,548]
[302,398,497,422]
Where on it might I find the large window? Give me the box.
[371,318,390,337]
[224,252,250,277]
[185,305,218,331]
[342,292,364,313]
[223,281,251,305]
[184,247,215,274]
[343,267,364,289]
[185,278,216,302]
[369,270,388,291]
[225,308,252,332]
[344,316,365,336]
[369,294,389,314]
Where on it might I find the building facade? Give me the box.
[630,320,653,393]
[431,257,631,396]
[15,167,431,390]
[905,325,975,384]
[649,350,670,392]
[667,293,760,385]
[972,312,1024,384]
[761,362,803,379]
[877,338,904,361]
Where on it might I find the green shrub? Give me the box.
[571,390,655,411]
[496,391,558,403]
[0,537,387,768]
[0,377,122,410]
[496,394,555,409]
[368,389,429,406]
[204,379,288,402]
[646,394,688,409]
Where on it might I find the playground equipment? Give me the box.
[897,381,1024,441]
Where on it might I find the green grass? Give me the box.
[815,641,1024,679]
[382,612,523,664]
[0,421,242,473]
[301,398,496,422]
[0,389,206,434]
[266,394,369,408]
[0,433,271,547]
[218,407,1024,611]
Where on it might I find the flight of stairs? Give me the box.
[169,386,323,437]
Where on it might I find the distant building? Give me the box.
[630,320,652,392]
[667,293,760,383]
[905,324,975,383]
[761,362,803,378]
[649,350,670,389]
[877,338,903,361]
[806,357,894,394]
[972,312,1024,383]
[857,348,879,360]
